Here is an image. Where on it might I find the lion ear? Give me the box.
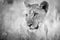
[23,0,38,8]
[40,1,49,13]
[23,0,32,8]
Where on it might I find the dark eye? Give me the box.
[40,1,49,12]
[33,11,38,16]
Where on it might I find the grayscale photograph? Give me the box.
[0,0,60,40]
